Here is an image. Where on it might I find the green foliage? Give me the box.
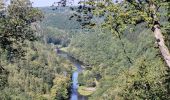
[67,0,170,99]
[0,41,72,99]
[0,0,45,94]
[0,0,43,59]
[51,74,70,100]
[120,57,169,100]
[0,0,169,99]
[0,1,72,100]
[39,7,83,47]
[68,29,116,65]
[0,65,9,90]
[68,23,170,99]
[40,7,80,31]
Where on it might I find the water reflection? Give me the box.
[56,49,88,100]
[71,71,78,100]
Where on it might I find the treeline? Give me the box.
[0,0,72,99]
[39,1,170,99]
[0,41,72,99]
[68,23,170,99]
[60,0,170,99]
[1,0,168,99]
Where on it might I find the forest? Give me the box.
[0,0,170,100]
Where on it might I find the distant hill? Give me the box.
[39,7,81,31]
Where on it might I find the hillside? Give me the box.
[0,0,169,100]
[39,5,170,100]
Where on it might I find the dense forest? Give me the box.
[0,0,72,99]
[0,0,170,100]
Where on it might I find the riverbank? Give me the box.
[78,86,96,96]
[57,49,88,100]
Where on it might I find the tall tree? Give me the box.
[0,0,43,60]
[0,0,42,89]
[124,0,170,68]
[69,0,170,68]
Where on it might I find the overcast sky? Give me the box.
[30,0,80,7]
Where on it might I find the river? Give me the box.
[56,49,88,100]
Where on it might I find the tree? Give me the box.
[0,0,43,60]
[56,0,170,99]
[0,0,42,90]
[67,0,170,68]
[123,0,170,68]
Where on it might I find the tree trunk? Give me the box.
[153,25,170,68]
[150,2,170,68]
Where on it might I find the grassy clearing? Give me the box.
[78,86,96,96]
[60,47,69,52]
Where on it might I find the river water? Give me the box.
[57,49,88,100]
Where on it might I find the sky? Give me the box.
[30,0,80,7]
